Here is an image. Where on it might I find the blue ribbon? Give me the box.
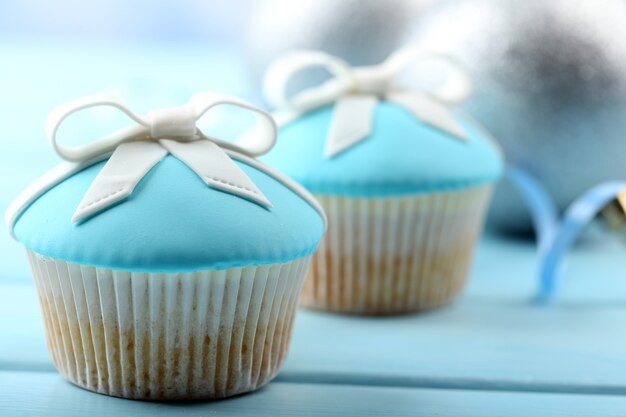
[506,164,626,301]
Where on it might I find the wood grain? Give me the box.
[2,370,626,417]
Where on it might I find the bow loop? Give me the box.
[382,47,473,104]
[46,94,150,163]
[46,93,277,223]
[263,50,354,109]
[189,92,277,157]
[264,48,473,157]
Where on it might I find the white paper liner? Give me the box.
[303,186,493,314]
[26,251,310,400]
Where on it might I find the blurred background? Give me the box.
[2,0,626,281]
[0,1,250,42]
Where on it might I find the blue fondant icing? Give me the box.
[263,102,504,196]
[13,155,325,271]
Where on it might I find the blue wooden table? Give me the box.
[1,40,626,416]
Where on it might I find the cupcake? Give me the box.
[5,93,326,400]
[262,49,503,315]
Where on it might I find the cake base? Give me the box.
[27,251,309,400]
[303,186,492,315]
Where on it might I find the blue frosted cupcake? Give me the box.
[262,49,503,314]
[5,93,326,400]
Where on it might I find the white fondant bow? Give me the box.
[263,48,473,157]
[47,93,277,222]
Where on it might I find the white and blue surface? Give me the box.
[2,40,626,416]
[11,153,326,271]
[264,102,503,196]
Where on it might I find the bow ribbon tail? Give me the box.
[72,141,168,222]
[386,91,468,141]
[325,94,379,158]
[160,139,272,208]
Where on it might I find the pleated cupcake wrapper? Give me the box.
[304,186,493,314]
[26,250,310,401]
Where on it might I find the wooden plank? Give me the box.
[2,235,626,394]
[280,236,626,394]
[2,370,626,417]
[0,285,51,372]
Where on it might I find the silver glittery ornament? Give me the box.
[411,0,626,233]
[244,0,441,87]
